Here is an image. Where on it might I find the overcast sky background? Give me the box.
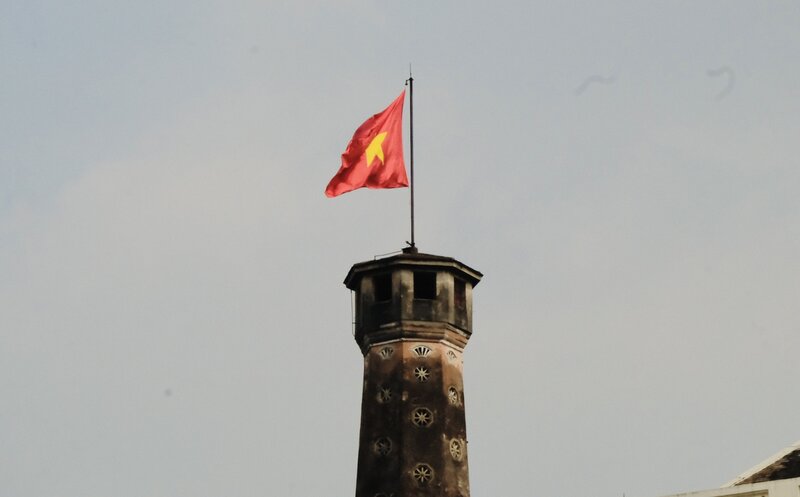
[2,2,800,496]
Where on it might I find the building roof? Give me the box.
[723,440,800,486]
[343,251,483,290]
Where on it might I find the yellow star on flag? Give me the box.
[365,132,388,167]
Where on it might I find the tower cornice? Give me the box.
[344,252,483,290]
[355,320,472,354]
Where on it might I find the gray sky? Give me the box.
[2,2,799,496]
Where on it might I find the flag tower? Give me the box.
[345,249,482,497]
[326,78,482,495]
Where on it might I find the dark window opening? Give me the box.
[374,273,392,302]
[454,278,466,311]
[414,272,437,300]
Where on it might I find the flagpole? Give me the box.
[406,71,417,252]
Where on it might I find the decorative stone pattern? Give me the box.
[378,346,394,360]
[412,463,434,484]
[376,386,392,404]
[448,386,460,406]
[413,366,430,382]
[411,408,433,427]
[373,437,392,456]
[412,344,432,357]
[450,438,464,461]
[446,350,458,362]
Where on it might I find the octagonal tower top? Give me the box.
[344,250,482,354]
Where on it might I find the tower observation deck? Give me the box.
[344,250,482,497]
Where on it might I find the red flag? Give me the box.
[325,91,408,197]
